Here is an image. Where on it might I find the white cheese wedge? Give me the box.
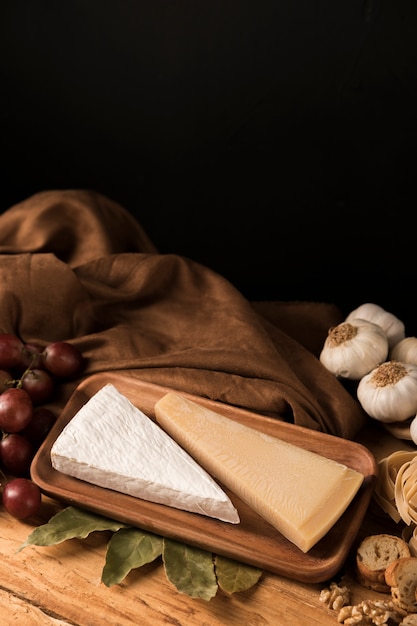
[154,392,365,553]
[50,384,239,524]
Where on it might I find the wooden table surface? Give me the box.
[0,422,414,626]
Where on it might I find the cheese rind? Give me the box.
[154,392,364,552]
[50,384,239,524]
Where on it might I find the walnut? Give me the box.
[320,581,351,611]
[337,599,404,625]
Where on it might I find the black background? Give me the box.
[1,1,416,331]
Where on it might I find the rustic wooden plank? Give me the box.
[0,421,412,625]
[0,588,71,626]
[0,494,341,626]
[0,494,399,626]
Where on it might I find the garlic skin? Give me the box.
[357,360,417,422]
[391,337,417,365]
[410,415,417,446]
[319,319,389,380]
[345,302,405,349]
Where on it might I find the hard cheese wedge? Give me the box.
[50,384,239,524]
[154,392,365,553]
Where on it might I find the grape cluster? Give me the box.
[0,333,84,520]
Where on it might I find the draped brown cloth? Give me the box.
[0,189,367,439]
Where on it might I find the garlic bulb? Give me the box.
[383,416,414,441]
[319,319,389,380]
[345,302,405,349]
[409,415,417,446]
[391,337,417,365]
[357,360,417,422]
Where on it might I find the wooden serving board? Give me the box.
[31,372,377,583]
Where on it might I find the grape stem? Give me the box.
[14,351,40,388]
[0,466,7,487]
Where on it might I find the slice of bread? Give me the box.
[356,534,411,593]
[385,556,417,613]
[401,615,417,625]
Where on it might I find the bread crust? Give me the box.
[401,615,417,625]
[385,556,417,613]
[356,534,411,593]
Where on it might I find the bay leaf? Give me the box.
[102,527,163,587]
[18,506,265,600]
[18,506,127,551]
[162,538,218,601]
[215,554,263,594]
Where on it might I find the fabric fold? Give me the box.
[0,189,367,439]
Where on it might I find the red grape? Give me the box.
[21,407,56,449]
[0,387,33,433]
[0,433,34,476]
[42,342,84,378]
[0,333,24,370]
[2,477,42,519]
[18,343,45,371]
[21,368,55,404]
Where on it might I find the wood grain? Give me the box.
[31,373,377,583]
[0,495,343,626]
[0,492,406,626]
[2,381,414,625]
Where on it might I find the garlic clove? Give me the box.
[391,337,417,365]
[345,302,405,349]
[319,319,389,380]
[357,360,417,423]
[383,416,414,440]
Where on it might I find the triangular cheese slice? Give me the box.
[154,392,365,553]
[50,384,239,524]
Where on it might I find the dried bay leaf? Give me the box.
[162,538,218,601]
[215,554,263,594]
[18,506,127,551]
[19,506,265,600]
[102,527,163,587]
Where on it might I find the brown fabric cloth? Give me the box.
[0,189,367,438]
